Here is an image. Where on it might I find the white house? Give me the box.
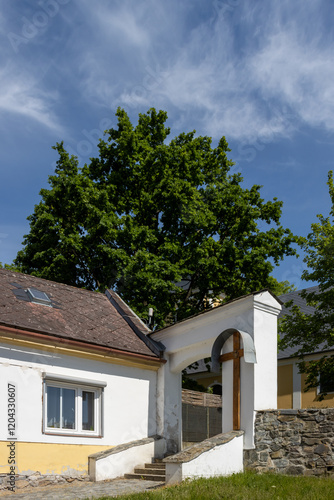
[0,269,281,483]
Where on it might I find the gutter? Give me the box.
[0,324,166,366]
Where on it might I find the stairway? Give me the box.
[124,459,166,482]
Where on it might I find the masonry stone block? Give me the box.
[243,409,334,477]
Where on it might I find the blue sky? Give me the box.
[1,0,334,290]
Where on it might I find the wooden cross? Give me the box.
[219,332,244,430]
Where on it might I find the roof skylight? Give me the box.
[27,288,52,306]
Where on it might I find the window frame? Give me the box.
[318,372,334,396]
[42,375,105,437]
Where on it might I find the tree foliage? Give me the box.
[279,171,334,397]
[0,262,20,272]
[15,108,299,326]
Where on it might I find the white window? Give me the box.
[43,374,105,437]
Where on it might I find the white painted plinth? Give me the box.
[165,432,244,485]
[89,436,166,481]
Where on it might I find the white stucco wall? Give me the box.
[165,434,244,484]
[182,435,243,478]
[156,356,182,454]
[253,294,278,411]
[91,437,166,481]
[0,341,158,447]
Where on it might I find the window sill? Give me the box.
[44,431,103,438]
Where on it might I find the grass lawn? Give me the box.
[94,471,334,500]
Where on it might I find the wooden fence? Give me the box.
[182,389,222,407]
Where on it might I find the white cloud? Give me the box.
[0,67,65,134]
[162,1,333,141]
[85,0,332,143]
[251,20,334,132]
[74,1,209,109]
[27,0,333,144]
[96,7,150,49]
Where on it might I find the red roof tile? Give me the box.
[0,269,159,358]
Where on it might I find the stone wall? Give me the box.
[244,409,334,476]
[0,472,89,493]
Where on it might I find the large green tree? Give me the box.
[15,108,298,326]
[279,172,334,396]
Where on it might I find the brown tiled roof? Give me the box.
[0,269,160,358]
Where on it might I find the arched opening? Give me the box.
[209,382,222,395]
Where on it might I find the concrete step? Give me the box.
[124,459,166,482]
[124,472,165,481]
[144,463,165,470]
[135,467,165,476]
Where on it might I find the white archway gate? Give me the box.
[151,290,281,453]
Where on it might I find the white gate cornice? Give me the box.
[151,293,256,361]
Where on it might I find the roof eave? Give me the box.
[0,323,165,365]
